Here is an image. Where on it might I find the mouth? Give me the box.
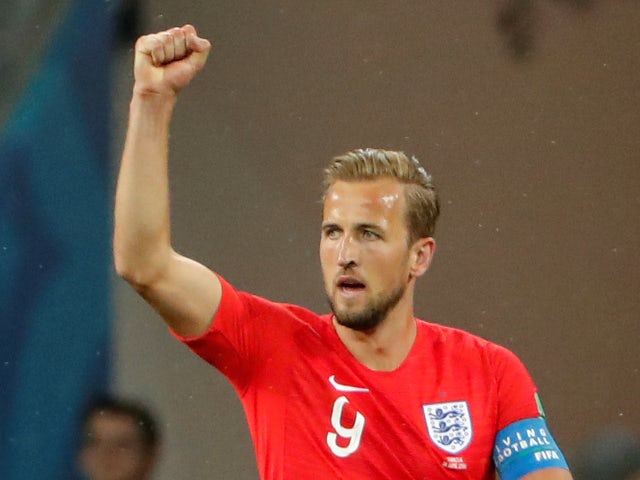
[336,276,366,294]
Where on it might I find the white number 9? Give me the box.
[326,396,365,457]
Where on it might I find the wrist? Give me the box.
[129,89,177,118]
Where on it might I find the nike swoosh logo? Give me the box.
[328,375,370,393]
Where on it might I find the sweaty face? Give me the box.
[79,412,155,480]
[320,178,414,331]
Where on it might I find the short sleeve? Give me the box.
[489,345,569,478]
[170,275,258,391]
[490,344,543,430]
[170,274,316,393]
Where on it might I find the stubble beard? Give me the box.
[328,284,407,332]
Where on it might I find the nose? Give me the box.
[337,235,358,268]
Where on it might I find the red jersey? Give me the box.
[173,276,542,480]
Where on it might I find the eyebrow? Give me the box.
[321,222,340,230]
[356,222,382,230]
[321,222,383,232]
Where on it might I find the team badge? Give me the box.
[423,401,473,454]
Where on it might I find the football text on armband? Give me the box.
[493,418,568,480]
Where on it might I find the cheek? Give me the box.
[319,245,332,276]
[319,240,336,264]
[376,250,411,281]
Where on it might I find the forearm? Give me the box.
[113,91,177,286]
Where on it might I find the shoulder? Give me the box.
[416,320,494,350]
[416,320,522,367]
[219,275,326,329]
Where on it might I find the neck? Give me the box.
[333,300,417,371]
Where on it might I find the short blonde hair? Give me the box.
[323,148,440,242]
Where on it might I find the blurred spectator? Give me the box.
[77,395,161,480]
[572,426,640,480]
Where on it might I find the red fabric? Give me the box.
[172,276,540,480]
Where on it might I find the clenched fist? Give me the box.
[133,24,211,97]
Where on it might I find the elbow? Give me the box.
[113,246,160,290]
[114,256,134,282]
[112,230,172,289]
[113,250,144,287]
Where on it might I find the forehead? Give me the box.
[323,178,406,222]
[87,412,141,439]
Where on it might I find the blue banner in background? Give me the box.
[0,1,114,478]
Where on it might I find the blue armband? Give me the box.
[493,418,568,480]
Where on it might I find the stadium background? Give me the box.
[1,1,638,478]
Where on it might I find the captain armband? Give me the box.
[493,417,569,480]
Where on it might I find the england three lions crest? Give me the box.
[423,401,473,454]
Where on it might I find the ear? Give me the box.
[409,237,436,278]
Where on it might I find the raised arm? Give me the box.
[113,25,221,337]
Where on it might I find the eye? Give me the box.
[323,226,341,240]
[83,435,100,448]
[362,230,379,240]
[115,438,139,451]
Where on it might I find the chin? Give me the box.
[333,308,384,332]
[328,284,406,332]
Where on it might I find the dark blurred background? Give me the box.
[2,1,638,479]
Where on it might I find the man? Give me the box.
[113,24,573,479]
[77,396,160,480]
